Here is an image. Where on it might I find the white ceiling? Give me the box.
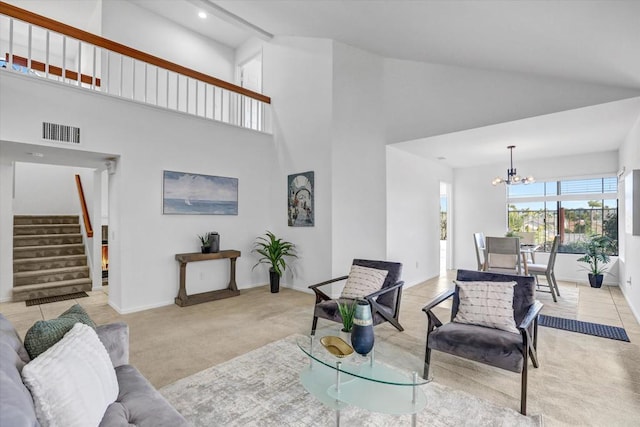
[214,0,640,90]
[128,0,253,48]
[6,0,639,167]
[394,97,640,169]
[0,141,116,170]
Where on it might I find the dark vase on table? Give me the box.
[351,300,374,355]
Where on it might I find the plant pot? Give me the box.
[589,273,604,288]
[269,269,280,293]
[201,246,210,254]
[339,329,351,343]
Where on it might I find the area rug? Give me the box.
[538,314,630,342]
[25,291,88,306]
[160,335,542,426]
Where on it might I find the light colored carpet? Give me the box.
[538,285,579,319]
[160,335,542,426]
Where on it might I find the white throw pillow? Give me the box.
[452,281,519,334]
[340,265,388,299]
[21,322,119,427]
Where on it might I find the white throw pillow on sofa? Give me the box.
[21,322,119,427]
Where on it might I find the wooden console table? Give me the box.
[174,250,240,307]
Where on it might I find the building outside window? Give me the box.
[507,177,618,255]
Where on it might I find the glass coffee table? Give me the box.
[297,327,428,426]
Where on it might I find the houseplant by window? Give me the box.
[252,231,297,293]
[577,235,614,288]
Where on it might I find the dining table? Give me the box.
[520,244,540,275]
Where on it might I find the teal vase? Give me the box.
[351,300,374,355]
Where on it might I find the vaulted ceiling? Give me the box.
[7,0,640,167]
[135,0,640,166]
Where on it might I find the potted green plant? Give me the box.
[337,299,357,333]
[252,231,297,293]
[198,233,211,253]
[577,235,614,288]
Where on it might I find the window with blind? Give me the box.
[506,177,618,254]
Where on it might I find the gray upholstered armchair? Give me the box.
[422,269,543,415]
[309,259,404,334]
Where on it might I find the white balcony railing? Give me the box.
[0,2,271,133]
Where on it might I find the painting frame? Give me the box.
[162,170,238,215]
[288,171,314,227]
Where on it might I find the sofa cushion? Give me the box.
[428,322,525,373]
[21,323,118,427]
[0,314,39,427]
[452,281,519,334]
[100,365,190,427]
[24,304,96,359]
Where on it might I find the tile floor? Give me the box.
[2,271,639,426]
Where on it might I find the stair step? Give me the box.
[14,215,80,225]
[13,255,88,273]
[12,278,92,302]
[13,234,83,247]
[13,244,86,259]
[14,224,81,236]
[14,266,90,286]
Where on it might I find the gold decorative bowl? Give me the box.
[320,336,354,358]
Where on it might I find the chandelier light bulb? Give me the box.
[492,146,533,186]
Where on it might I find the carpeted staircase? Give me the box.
[13,215,92,302]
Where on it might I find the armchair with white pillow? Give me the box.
[308,259,405,335]
[422,269,543,415]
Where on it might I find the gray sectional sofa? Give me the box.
[0,313,189,426]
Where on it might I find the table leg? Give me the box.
[522,254,529,275]
[228,257,238,291]
[412,372,418,427]
[335,361,342,427]
[177,262,188,304]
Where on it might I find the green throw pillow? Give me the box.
[24,304,97,360]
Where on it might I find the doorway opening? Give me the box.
[440,181,451,275]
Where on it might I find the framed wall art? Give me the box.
[163,170,238,215]
[288,171,314,227]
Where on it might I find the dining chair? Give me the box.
[527,235,561,302]
[484,236,522,275]
[473,232,486,271]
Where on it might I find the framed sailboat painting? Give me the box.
[162,170,238,215]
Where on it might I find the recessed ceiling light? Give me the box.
[198,11,207,19]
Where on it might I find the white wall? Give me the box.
[383,58,640,144]
[13,163,94,216]
[101,1,235,82]
[0,156,14,302]
[261,36,334,290]
[386,146,453,286]
[5,0,102,33]
[453,150,620,283]
[0,71,274,311]
[331,43,387,273]
[618,113,640,320]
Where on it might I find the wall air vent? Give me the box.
[42,122,80,144]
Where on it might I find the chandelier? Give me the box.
[491,145,534,186]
